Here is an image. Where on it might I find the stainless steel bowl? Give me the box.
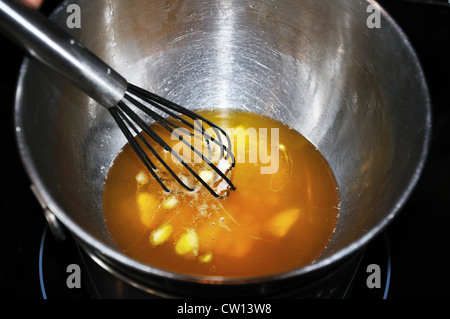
[14,0,431,297]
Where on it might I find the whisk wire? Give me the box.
[108,106,170,193]
[113,101,196,192]
[127,84,235,165]
[110,84,236,198]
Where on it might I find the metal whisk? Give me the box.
[0,0,235,198]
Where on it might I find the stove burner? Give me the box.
[38,225,392,299]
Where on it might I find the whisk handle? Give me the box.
[0,0,127,108]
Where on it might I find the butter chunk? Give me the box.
[135,171,149,187]
[163,195,178,209]
[199,252,213,263]
[199,170,214,183]
[150,224,173,247]
[266,208,300,238]
[137,192,158,227]
[175,230,199,257]
[230,238,253,258]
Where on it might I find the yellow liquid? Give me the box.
[102,110,340,277]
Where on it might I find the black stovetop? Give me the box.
[0,0,449,299]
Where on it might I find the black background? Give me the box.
[0,0,449,299]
